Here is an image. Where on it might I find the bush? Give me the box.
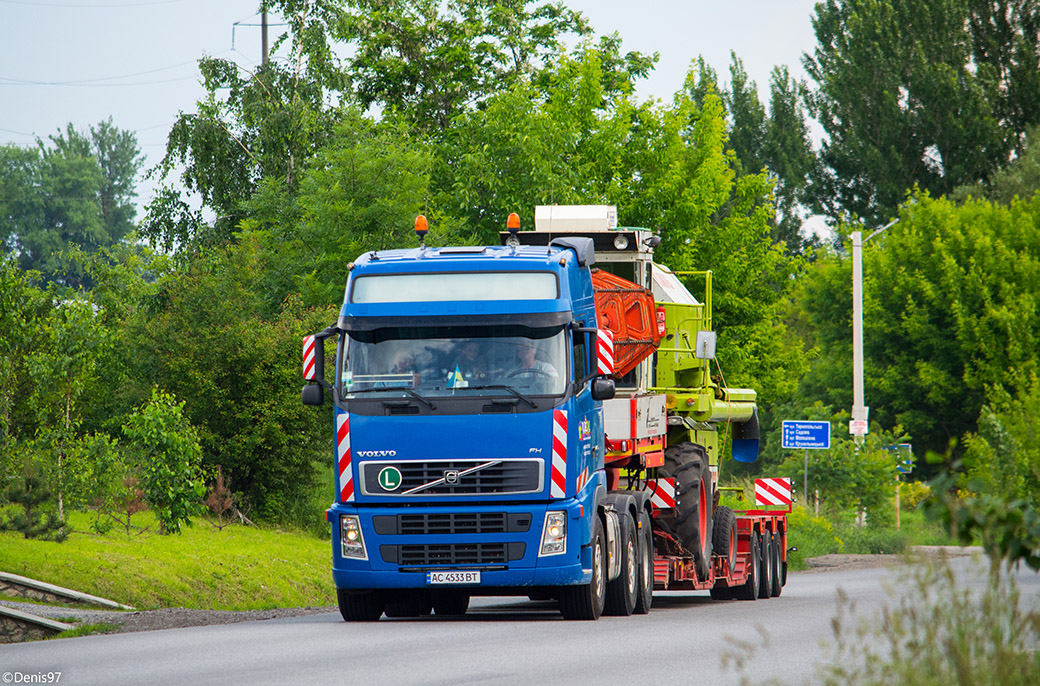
[786,505,843,569]
[835,523,909,554]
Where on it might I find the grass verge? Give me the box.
[0,510,335,611]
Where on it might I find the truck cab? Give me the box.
[304,215,618,619]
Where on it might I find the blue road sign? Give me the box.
[782,420,831,450]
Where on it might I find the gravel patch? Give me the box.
[0,599,335,635]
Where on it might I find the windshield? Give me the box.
[341,325,567,398]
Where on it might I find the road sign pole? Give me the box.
[803,449,808,509]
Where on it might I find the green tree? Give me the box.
[789,192,1040,460]
[146,0,348,251]
[1,122,142,289]
[126,237,330,521]
[338,0,591,131]
[804,0,1028,225]
[122,388,204,534]
[25,296,111,522]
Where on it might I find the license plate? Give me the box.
[426,570,481,585]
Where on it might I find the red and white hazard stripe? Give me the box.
[336,413,354,502]
[303,335,316,380]
[550,410,568,498]
[596,329,615,375]
[755,477,792,507]
[645,478,676,510]
[576,467,589,493]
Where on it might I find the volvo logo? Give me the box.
[358,450,397,458]
[443,470,460,485]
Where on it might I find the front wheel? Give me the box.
[337,589,384,621]
[558,516,606,620]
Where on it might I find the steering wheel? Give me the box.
[508,367,554,378]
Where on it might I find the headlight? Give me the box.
[539,510,567,556]
[340,514,368,560]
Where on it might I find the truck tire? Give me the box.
[558,516,606,620]
[757,532,773,600]
[712,506,737,575]
[732,533,759,601]
[604,510,638,616]
[661,442,713,581]
[431,590,470,616]
[633,509,654,614]
[770,532,783,598]
[709,506,737,600]
[337,589,385,621]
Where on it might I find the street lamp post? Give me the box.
[851,219,898,443]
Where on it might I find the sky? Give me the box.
[0,0,824,217]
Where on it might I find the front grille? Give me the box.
[361,459,542,496]
[372,512,532,536]
[380,542,526,566]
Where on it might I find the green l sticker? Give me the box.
[378,466,402,491]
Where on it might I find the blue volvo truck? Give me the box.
[303,206,785,621]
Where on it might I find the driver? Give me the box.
[508,341,559,385]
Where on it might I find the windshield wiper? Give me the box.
[459,385,538,408]
[347,386,437,410]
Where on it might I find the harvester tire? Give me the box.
[733,533,759,601]
[662,442,713,581]
[633,509,654,614]
[757,532,773,599]
[559,517,606,620]
[770,532,783,598]
[337,589,385,621]
[604,510,638,616]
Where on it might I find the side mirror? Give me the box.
[590,378,615,401]
[302,383,325,407]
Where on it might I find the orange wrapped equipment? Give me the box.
[591,269,660,377]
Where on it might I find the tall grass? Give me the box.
[818,557,1040,685]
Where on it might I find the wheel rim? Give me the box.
[642,529,652,591]
[593,538,605,600]
[626,539,637,595]
[698,479,708,556]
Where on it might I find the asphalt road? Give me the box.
[3,556,1038,686]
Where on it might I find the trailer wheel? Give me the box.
[633,509,654,614]
[605,510,638,616]
[559,516,606,620]
[757,532,773,599]
[769,532,782,598]
[732,533,759,601]
[661,442,713,581]
[431,590,470,616]
[712,506,737,575]
[337,589,385,621]
[709,506,737,600]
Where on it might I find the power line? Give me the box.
[0,0,185,8]
[0,76,197,87]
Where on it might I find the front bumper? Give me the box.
[328,496,597,591]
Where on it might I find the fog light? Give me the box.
[539,511,567,556]
[340,515,367,560]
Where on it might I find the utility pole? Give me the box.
[851,219,899,444]
[261,4,269,65]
